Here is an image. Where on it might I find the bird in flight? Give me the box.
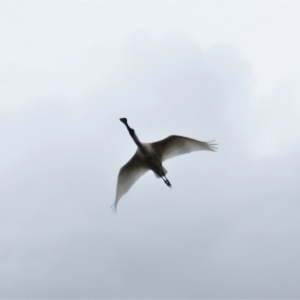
[112,118,217,211]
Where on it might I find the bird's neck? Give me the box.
[131,131,142,148]
[125,123,142,148]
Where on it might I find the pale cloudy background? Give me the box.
[1,1,300,298]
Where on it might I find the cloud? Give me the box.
[1,21,300,299]
[245,81,300,158]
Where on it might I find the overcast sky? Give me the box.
[1,1,300,298]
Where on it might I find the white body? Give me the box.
[112,118,217,211]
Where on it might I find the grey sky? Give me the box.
[1,1,300,298]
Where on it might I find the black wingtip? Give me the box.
[208,140,218,151]
[110,203,117,213]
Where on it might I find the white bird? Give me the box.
[112,118,217,211]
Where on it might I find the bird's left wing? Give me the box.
[112,152,148,212]
[151,135,217,162]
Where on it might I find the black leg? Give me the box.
[162,176,172,188]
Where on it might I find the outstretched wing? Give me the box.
[151,135,217,162]
[112,152,148,212]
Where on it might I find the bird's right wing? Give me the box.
[151,135,217,162]
[112,152,148,212]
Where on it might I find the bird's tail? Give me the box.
[154,166,168,177]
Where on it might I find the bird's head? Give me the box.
[119,118,127,125]
[120,117,135,137]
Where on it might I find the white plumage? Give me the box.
[112,118,217,211]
